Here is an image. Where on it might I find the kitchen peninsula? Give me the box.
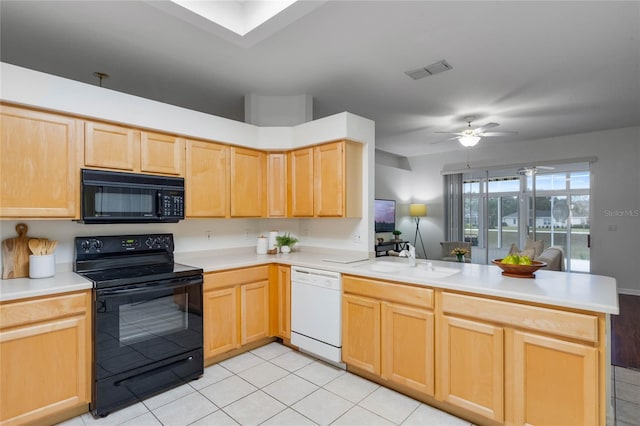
[1,247,617,426]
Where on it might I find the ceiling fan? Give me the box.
[433,116,518,147]
[517,165,555,176]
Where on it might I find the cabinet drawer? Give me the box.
[343,275,433,309]
[204,266,269,290]
[441,292,598,342]
[0,292,89,330]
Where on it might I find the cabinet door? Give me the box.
[230,147,265,217]
[288,147,314,217]
[0,105,81,218]
[85,121,139,171]
[203,287,239,359]
[314,141,344,217]
[240,280,270,345]
[267,152,287,217]
[141,131,184,176]
[381,302,434,396]
[276,265,291,339]
[186,140,229,217]
[439,315,504,422]
[512,331,598,426]
[342,294,381,374]
[0,315,89,424]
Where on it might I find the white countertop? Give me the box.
[0,271,92,302]
[175,248,619,315]
[1,247,619,314]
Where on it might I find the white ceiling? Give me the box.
[1,1,639,157]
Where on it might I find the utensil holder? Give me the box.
[29,254,55,278]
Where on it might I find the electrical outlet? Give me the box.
[244,229,250,239]
[353,233,361,242]
[206,230,212,240]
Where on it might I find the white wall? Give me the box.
[245,94,313,126]
[0,63,375,267]
[375,127,640,294]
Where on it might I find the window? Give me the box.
[445,162,591,272]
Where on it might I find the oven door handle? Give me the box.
[114,354,196,387]
[96,276,202,298]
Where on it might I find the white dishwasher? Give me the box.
[290,266,344,367]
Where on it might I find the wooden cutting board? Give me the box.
[2,223,31,279]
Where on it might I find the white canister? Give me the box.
[29,254,55,278]
[256,236,268,254]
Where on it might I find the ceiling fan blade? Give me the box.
[480,131,519,136]
[430,136,460,144]
[434,131,464,135]
[474,122,499,133]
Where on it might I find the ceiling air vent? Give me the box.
[405,59,452,80]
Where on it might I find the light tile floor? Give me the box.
[57,342,471,426]
[614,366,640,426]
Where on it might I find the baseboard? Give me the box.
[618,288,640,296]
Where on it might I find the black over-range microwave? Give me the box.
[80,169,185,224]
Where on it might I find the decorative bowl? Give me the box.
[491,259,547,278]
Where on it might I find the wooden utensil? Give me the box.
[28,238,44,256]
[47,240,58,255]
[2,223,31,279]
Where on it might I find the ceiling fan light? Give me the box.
[459,135,480,147]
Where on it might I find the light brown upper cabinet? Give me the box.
[140,131,185,175]
[85,121,184,176]
[288,147,314,217]
[230,147,266,217]
[288,140,362,218]
[0,104,82,218]
[186,140,229,218]
[267,152,287,218]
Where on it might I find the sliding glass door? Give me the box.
[524,168,590,272]
[459,163,590,272]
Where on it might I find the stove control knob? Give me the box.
[81,240,92,251]
[145,237,154,248]
[93,239,103,250]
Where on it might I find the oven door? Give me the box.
[94,275,203,380]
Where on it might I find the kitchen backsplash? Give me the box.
[0,218,369,268]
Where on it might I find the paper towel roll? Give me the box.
[268,231,278,251]
[256,237,268,254]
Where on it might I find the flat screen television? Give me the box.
[374,199,396,233]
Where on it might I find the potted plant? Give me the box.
[275,232,299,253]
[392,230,402,241]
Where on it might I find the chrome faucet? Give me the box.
[399,243,416,267]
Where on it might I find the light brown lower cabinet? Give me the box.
[203,266,271,360]
[381,301,435,396]
[342,275,435,396]
[342,280,607,426]
[203,286,239,357]
[438,315,504,422]
[512,330,599,426]
[275,265,291,339]
[439,291,605,426]
[0,291,91,425]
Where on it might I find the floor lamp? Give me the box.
[409,203,427,258]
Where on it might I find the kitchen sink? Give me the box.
[352,259,461,279]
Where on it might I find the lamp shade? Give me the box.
[409,203,427,217]
[458,135,481,147]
